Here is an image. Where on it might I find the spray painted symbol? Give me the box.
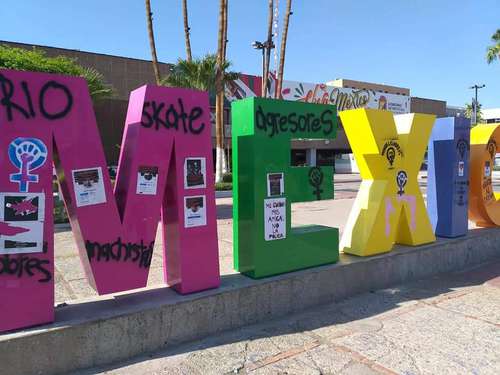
[456,139,468,160]
[396,170,407,196]
[8,138,48,193]
[308,167,324,200]
[386,146,396,167]
[487,140,497,160]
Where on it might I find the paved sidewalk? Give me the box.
[54,177,363,303]
[51,172,496,304]
[77,260,500,375]
[53,197,356,303]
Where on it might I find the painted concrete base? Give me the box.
[1,227,500,375]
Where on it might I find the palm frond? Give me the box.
[80,66,115,100]
[161,54,239,94]
[486,29,500,64]
[492,29,500,42]
[486,45,500,64]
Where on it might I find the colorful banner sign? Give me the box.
[427,117,470,237]
[226,75,410,115]
[0,69,219,332]
[232,97,339,278]
[278,82,410,114]
[339,109,436,256]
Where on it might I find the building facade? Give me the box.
[410,97,446,117]
[483,108,500,124]
[446,105,466,118]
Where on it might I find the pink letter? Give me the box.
[0,69,219,332]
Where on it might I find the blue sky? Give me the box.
[1,0,499,107]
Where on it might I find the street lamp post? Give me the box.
[469,84,486,125]
[252,40,275,97]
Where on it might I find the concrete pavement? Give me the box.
[78,260,500,375]
[53,175,361,303]
[51,172,496,303]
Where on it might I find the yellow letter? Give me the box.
[340,109,436,256]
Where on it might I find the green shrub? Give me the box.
[53,198,69,224]
[215,182,232,191]
[0,45,114,101]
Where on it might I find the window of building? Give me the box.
[291,149,307,166]
[316,150,335,167]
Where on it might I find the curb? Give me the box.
[215,190,233,198]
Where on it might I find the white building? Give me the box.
[483,108,500,124]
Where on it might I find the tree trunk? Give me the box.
[276,0,292,98]
[262,0,274,97]
[216,93,225,180]
[222,0,228,60]
[182,0,193,61]
[221,0,229,174]
[145,0,161,84]
[215,0,226,183]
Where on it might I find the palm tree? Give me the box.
[465,102,483,125]
[486,29,500,64]
[81,67,115,101]
[214,0,227,182]
[163,54,238,182]
[182,0,193,61]
[262,0,274,97]
[145,0,161,84]
[221,0,230,173]
[276,0,292,98]
[162,55,238,92]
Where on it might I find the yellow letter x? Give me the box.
[339,109,436,256]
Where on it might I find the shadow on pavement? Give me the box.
[216,204,233,220]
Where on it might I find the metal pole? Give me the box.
[473,86,478,125]
[261,48,266,97]
[469,84,485,125]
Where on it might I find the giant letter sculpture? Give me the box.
[469,123,500,226]
[0,69,219,332]
[339,109,436,256]
[427,117,470,237]
[232,97,339,278]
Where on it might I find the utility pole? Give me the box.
[469,84,485,125]
[252,40,275,97]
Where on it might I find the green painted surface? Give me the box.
[232,97,339,279]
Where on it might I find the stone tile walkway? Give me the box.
[78,261,500,374]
